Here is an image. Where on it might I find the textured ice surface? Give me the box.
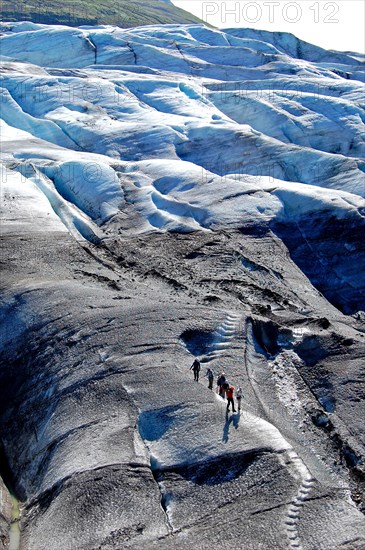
[1,21,365,550]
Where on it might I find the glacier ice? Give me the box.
[1,22,364,312]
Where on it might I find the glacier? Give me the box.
[0,20,365,550]
[1,22,364,312]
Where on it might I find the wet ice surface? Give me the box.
[0,21,365,550]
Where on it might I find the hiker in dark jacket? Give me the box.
[205,368,214,389]
[190,358,201,381]
[216,372,226,397]
[222,381,229,400]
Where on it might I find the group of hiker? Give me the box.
[190,358,243,413]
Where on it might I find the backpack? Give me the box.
[227,386,234,398]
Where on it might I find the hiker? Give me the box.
[236,387,243,411]
[226,385,236,413]
[190,358,201,382]
[222,380,229,400]
[205,368,214,390]
[216,372,226,397]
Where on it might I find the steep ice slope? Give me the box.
[1,176,365,549]
[1,22,365,550]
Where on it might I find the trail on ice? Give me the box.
[205,312,243,360]
[206,313,318,550]
[243,318,356,549]
[279,450,315,550]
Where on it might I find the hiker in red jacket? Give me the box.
[226,385,236,413]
